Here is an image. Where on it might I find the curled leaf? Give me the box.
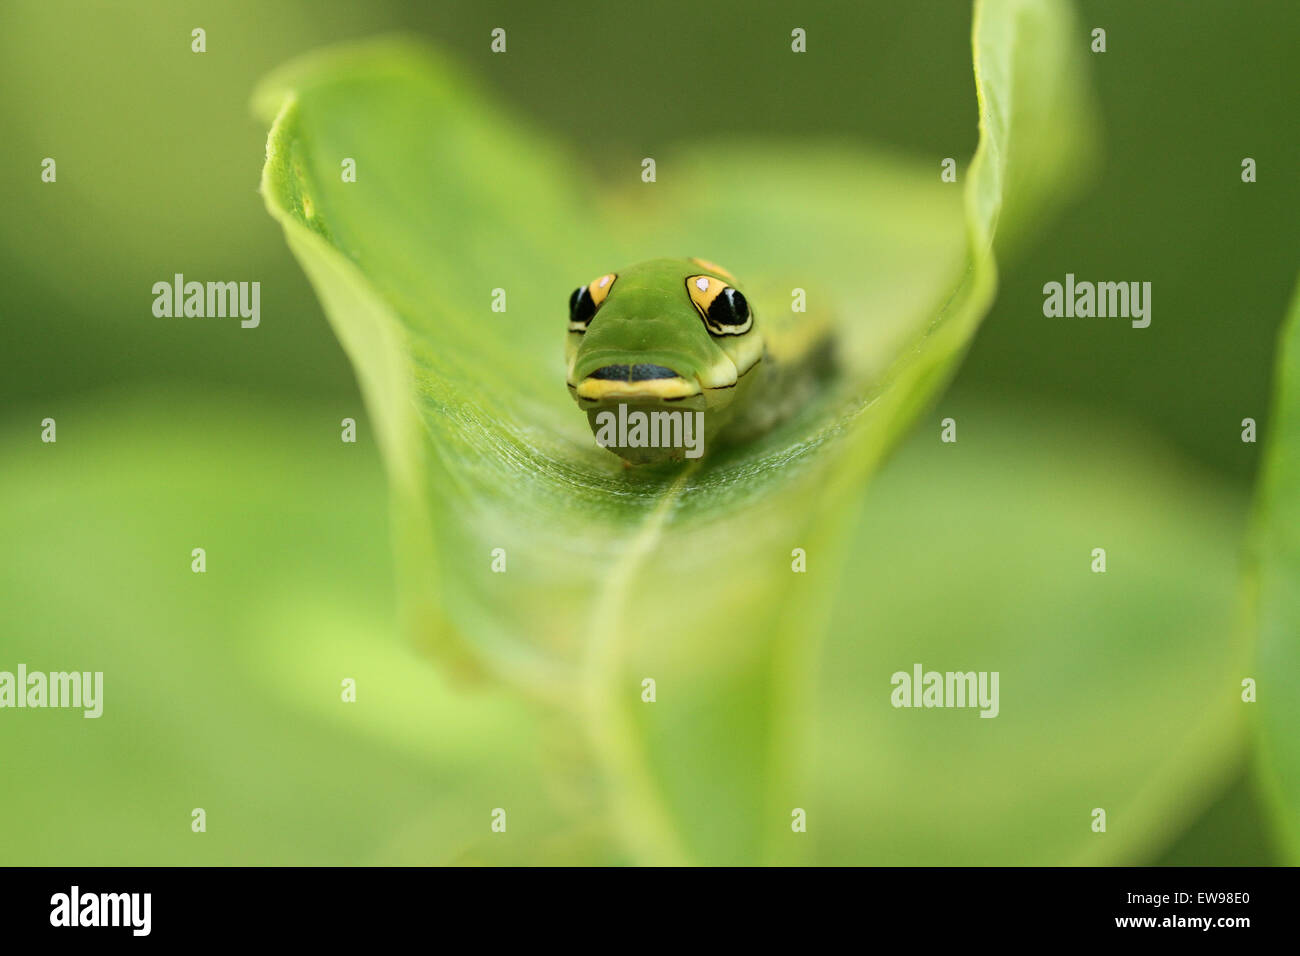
[256,0,1092,863]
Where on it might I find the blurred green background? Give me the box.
[1,0,1295,864]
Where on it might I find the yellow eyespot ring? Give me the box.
[686,274,753,336]
[569,272,617,332]
[588,273,616,308]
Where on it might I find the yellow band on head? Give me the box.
[575,376,700,402]
[688,258,737,284]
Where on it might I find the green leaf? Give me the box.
[814,398,1252,865]
[0,392,587,864]
[255,0,1092,864]
[1251,275,1300,862]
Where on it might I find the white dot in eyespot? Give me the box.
[695,277,709,292]
[599,275,610,288]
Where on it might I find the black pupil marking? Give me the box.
[706,287,749,329]
[632,364,679,380]
[588,364,680,382]
[569,286,596,327]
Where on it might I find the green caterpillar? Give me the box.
[566,257,834,464]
